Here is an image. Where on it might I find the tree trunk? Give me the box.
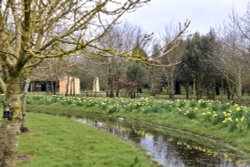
[226,79,235,102]
[235,67,242,103]
[109,85,114,98]
[137,88,142,93]
[116,89,120,97]
[166,70,175,99]
[107,62,114,98]
[46,81,49,94]
[20,76,31,133]
[192,81,196,96]
[69,78,73,96]
[195,75,202,100]
[51,81,54,95]
[150,83,157,96]
[184,82,190,99]
[106,88,109,97]
[65,76,70,96]
[72,78,75,96]
[207,80,216,100]
[0,77,22,167]
[54,81,58,95]
[221,79,225,97]
[168,80,175,99]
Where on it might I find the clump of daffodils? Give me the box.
[27,94,250,131]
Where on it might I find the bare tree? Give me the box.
[161,24,186,99]
[215,12,250,103]
[146,43,162,96]
[84,23,151,97]
[0,1,152,166]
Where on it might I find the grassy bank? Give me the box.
[26,95,250,158]
[17,112,157,167]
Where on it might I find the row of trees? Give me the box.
[50,8,250,103]
[34,16,250,103]
[176,10,250,103]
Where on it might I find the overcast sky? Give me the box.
[122,0,249,36]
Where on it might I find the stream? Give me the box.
[72,115,250,167]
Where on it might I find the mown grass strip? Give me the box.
[17,112,157,167]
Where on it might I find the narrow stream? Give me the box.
[73,115,250,167]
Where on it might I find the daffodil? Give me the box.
[240,117,245,122]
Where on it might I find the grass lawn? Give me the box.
[17,112,157,167]
[27,103,250,159]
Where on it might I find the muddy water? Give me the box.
[73,116,250,167]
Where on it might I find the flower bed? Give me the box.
[27,94,250,131]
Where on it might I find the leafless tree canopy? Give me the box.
[0,1,154,166]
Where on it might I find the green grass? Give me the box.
[27,103,250,159]
[17,112,157,167]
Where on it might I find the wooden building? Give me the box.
[30,76,80,95]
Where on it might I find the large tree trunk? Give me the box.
[0,77,22,167]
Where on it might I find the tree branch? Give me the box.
[0,77,7,94]
[150,20,191,61]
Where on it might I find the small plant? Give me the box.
[186,109,196,119]
[211,112,224,125]
[211,104,219,112]
[178,101,186,108]
[220,103,230,111]
[198,100,208,108]
[189,101,197,108]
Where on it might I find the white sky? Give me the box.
[122,0,249,36]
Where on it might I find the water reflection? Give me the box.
[73,117,250,167]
